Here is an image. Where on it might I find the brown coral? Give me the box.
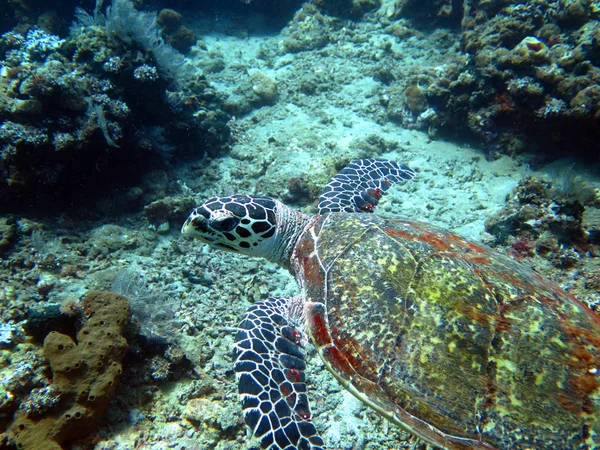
[8,291,130,450]
[157,8,198,54]
[405,82,428,113]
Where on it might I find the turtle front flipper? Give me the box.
[318,158,415,214]
[234,297,324,450]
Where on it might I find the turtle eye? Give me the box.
[210,216,240,232]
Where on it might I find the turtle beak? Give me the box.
[181,210,213,241]
[181,217,194,235]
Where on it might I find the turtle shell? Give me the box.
[291,212,600,449]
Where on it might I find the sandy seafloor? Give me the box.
[3,6,600,450]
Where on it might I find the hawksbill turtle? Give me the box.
[181,158,600,450]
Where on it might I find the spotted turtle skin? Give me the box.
[182,159,600,450]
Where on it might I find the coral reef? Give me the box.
[182,397,240,446]
[0,3,229,212]
[0,343,48,434]
[393,0,600,160]
[222,69,280,115]
[7,290,130,450]
[143,195,196,232]
[313,0,381,19]
[0,0,75,36]
[485,176,600,273]
[156,8,198,54]
[390,0,461,25]
[0,2,599,449]
[0,218,16,251]
[281,5,332,53]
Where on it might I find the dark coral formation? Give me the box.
[143,195,196,230]
[0,5,229,213]
[282,175,322,205]
[391,0,460,25]
[0,217,16,251]
[8,290,130,450]
[399,0,600,160]
[312,0,381,18]
[484,175,600,314]
[156,8,198,54]
[485,176,600,272]
[0,0,73,36]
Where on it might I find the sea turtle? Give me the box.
[181,158,600,450]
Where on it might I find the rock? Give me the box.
[583,206,600,243]
[0,217,16,250]
[249,69,278,104]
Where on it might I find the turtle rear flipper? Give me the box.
[318,158,416,214]
[234,297,324,450]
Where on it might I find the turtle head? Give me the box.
[182,194,308,265]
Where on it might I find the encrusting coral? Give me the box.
[8,291,130,450]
